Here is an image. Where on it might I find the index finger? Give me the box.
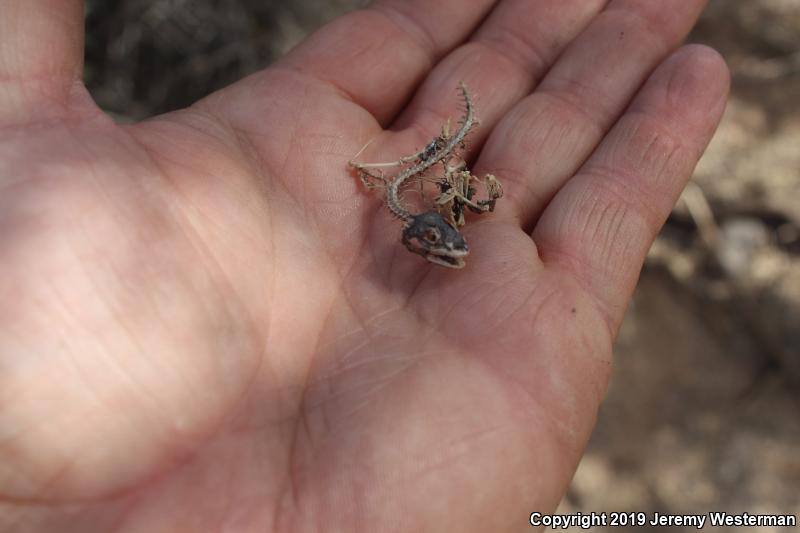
[275,0,499,124]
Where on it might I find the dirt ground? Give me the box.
[84,1,800,530]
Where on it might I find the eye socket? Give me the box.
[424,229,439,243]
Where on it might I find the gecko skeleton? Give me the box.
[349,83,503,269]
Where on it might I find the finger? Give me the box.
[0,0,84,82]
[389,0,608,153]
[474,0,708,227]
[275,0,500,125]
[0,0,85,124]
[533,45,730,332]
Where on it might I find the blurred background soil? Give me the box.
[84,1,799,530]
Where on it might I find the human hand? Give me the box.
[0,0,728,531]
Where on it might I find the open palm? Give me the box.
[0,0,728,531]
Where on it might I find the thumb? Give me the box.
[0,0,84,81]
[0,0,85,123]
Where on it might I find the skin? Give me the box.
[0,0,728,531]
